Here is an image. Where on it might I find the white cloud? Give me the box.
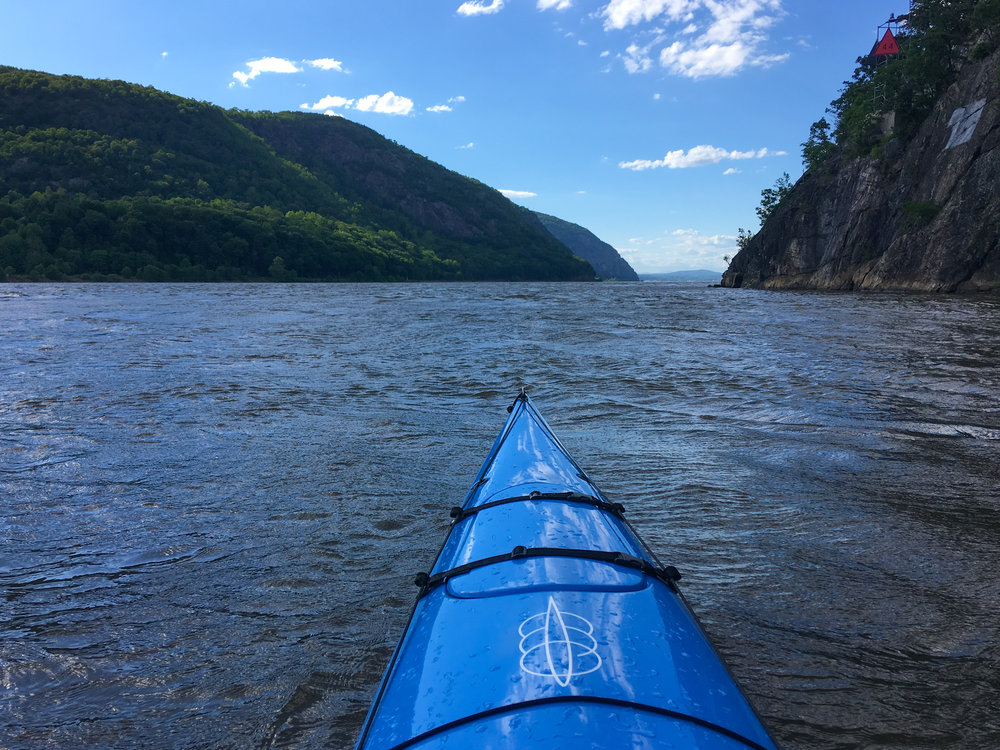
[301,95,355,111]
[161,51,168,58]
[232,57,301,87]
[603,0,788,78]
[458,0,504,16]
[538,0,572,9]
[620,228,735,272]
[619,144,781,170]
[428,95,466,113]
[232,56,347,87]
[459,142,476,149]
[307,58,345,72]
[301,91,414,116]
[499,189,538,199]
[356,91,415,115]
[623,43,654,73]
[659,39,751,77]
[603,0,698,31]
[723,167,741,174]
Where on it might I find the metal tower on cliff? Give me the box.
[872,10,909,109]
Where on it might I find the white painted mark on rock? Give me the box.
[945,99,986,149]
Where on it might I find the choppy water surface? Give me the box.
[2,282,998,749]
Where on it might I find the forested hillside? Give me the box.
[0,67,595,282]
[532,211,639,280]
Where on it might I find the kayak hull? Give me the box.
[355,393,776,749]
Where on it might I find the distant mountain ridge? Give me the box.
[0,66,595,282]
[532,211,639,280]
[639,270,721,282]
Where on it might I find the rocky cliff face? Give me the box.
[722,49,999,293]
[532,211,639,281]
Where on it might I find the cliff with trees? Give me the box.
[723,0,1000,292]
[0,67,595,282]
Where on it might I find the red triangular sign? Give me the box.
[874,29,899,56]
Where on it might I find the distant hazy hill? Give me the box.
[532,211,638,281]
[0,66,594,282]
[640,270,722,282]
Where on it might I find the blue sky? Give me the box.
[2,0,903,272]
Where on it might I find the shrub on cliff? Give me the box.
[756,173,793,226]
[802,118,835,171]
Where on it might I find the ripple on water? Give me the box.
[1,282,999,749]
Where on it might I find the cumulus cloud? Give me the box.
[499,189,538,199]
[459,142,476,149]
[355,92,413,114]
[427,95,466,113]
[232,56,347,86]
[301,91,414,116]
[232,57,301,86]
[605,0,788,78]
[659,39,752,77]
[307,58,345,71]
[459,0,568,15]
[458,0,504,16]
[621,228,734,272]
[301,95,355,111]
[619,144,782,170]
[623,43,654,73]
[603,0,699,30]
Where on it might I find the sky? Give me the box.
[2,0,906,273]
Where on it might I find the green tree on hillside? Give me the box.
[0,66,595,282]
[801,118,834,171]
[756,173,792,226]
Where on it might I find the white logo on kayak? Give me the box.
[518,597,601,686]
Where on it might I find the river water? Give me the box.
[2,282,998,749]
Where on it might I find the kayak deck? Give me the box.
[355,393,776,749]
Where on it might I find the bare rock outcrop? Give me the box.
[723,49,999,293]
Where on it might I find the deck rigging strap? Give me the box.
[449,491,625,524]
[385,694,773,750]
[413,545,681,598]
